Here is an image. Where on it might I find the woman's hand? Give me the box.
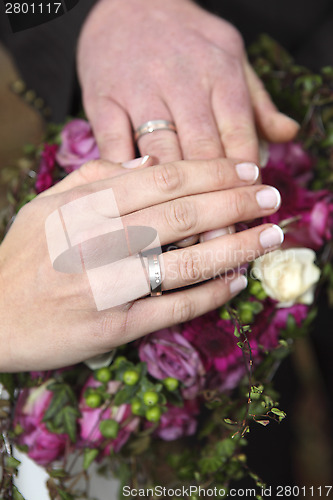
[0,157,283,372]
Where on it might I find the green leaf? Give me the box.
[255,419,270,426]
[114,385,137,406]
[13,486,25,500]
[43,386,69,421]
[199,456,224,474]
[5,456,21,469]
[83,448,99,470]
[61,406,80,442]
[0,373,16,399]
[224,418,237,425]
[216,438,237,459]
[48,469,68,479]
[57,489,75,500]
[270,408,286,420]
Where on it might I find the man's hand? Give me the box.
[77,0,299,164]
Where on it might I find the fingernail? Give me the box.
[259,224,284,249]
[200,226,235,242]
[256,187,281,209]
[122,155,150,168]
[175,235,200,247]
[235,162,259,182]
[230,274,248,295]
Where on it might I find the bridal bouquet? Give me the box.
[1,36,333,500]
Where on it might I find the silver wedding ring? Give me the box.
[134,120,177,142]
[147,254,162,297]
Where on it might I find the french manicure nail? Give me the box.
[235,162,259,182]
[122,155,150,168]
[259,224,284,249]
[230,275,248,295]
[256,187,281,210]
[199,226,235,242]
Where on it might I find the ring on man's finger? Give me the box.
[134,120,177,142]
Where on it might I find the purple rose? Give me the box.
[14,383,68,466]
[262,162,333,250]
[35,144,58,193]
[155,401,199,441]
[56,119,99,173]
[267,142,313,185]
[252,301,308,351]
[183,311,252,391]
[138,329,205,399]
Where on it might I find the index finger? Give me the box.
[76,157,260,215]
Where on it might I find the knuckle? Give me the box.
[152,162,183,193]
[223,54,243,80]
[186,137,221,160]
[222,123,255,148]
[172,295,196,324]
[178,249,202,282]
[229,190,249,220]
[209,158,227,188]
[78,160,106,182]
[229,29,244,55]
[166,199,196,234]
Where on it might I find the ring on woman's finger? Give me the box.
[146,253,163,297]
[134,120,177,142]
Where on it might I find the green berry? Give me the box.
[220,307,231,320]
[131,400,142,415]
[143,391,159,406]
[239,304,253,324]
[249,280,262,295]
[145,406,161,422]
[257,290,267,300]
[114,356,127,368]
[123,370,139,385]
[85,393,102,408]
[99,419,119,439]
[163,377,179,391]
[95,367,112,383]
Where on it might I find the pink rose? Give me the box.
[35,144,58,193]
[155,401,199,441]
[56,119,99,173]
[138,329,205,399]
[14,383,68,466]
[79,377,139,454]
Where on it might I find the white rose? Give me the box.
[251,248,320,308]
